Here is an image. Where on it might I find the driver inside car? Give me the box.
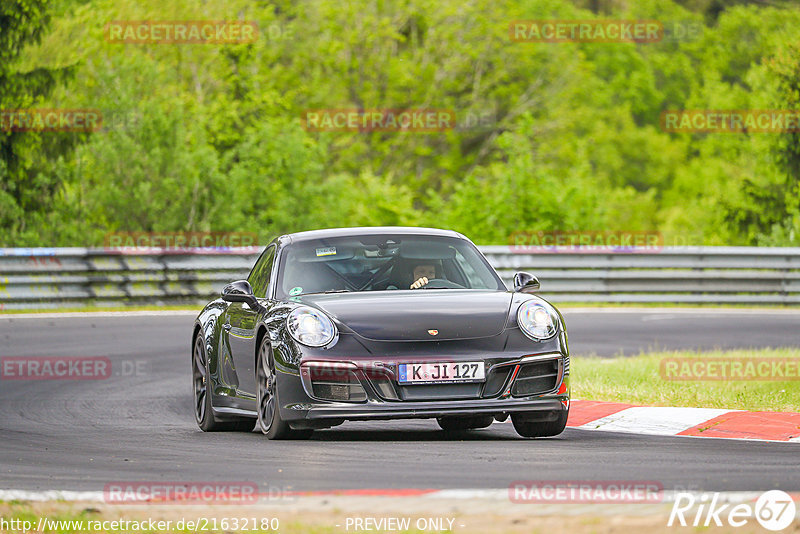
[409,263,437,289]
[385,261,441,290]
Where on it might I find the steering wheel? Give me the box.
[417,278,465,289]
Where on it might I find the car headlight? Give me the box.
[517,298,559,341]
[287,306,337,347]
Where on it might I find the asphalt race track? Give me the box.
[1,309,799,493]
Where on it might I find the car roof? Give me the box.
[278,226,466,244]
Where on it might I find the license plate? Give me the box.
[398,362,485,385]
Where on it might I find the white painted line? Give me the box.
[0,310,198,320]
[569,427,800,444]
[0,489,104,501]
[578,407,735,436]
[430,489,507,499]
[561,308,800,315]
[0,488,781,505]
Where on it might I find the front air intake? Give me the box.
[310,369,367,402]
[510,358,560,397]
[301,363,367,402]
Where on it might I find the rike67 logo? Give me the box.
[668,490,796,531]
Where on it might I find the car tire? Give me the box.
[437,415,494,431]
[193,334,254,432]
[256,337,313,440]
[511,409,569,438]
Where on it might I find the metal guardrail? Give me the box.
[1,246,799,309]
[481,246,800,304]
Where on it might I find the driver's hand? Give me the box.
[410,276,429,289]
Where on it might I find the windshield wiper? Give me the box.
[294,289,352,296]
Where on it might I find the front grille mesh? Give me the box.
[310,369,367,402]
[511,358,560,397]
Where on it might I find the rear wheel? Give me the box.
[193,335,253,432]
[437,415,494,431]
[256,337,313,440]
[511,409,568,438]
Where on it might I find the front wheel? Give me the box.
[256,337,312,440]
[511,409,569,438]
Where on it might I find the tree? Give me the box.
[0,0,77,244]
[756,40,800,244]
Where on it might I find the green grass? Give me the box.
[573,347,800,412]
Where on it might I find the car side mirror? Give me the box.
[221,280,260,309]
[513,272,540,293]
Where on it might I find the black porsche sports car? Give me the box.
[192,227,570,439]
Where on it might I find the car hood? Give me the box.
[295,290,513,341]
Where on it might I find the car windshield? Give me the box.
[275,234,505,298]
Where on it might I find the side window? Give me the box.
[247,245,276,298]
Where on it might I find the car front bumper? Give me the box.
[277,358,570,425]
[288,395,569,422]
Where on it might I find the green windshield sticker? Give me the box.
[289,286,303,296]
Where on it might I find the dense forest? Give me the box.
[2,0,800,246]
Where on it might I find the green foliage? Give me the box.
[3,0,800,246]
[758,40,800,245]
[0,0,78,244]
